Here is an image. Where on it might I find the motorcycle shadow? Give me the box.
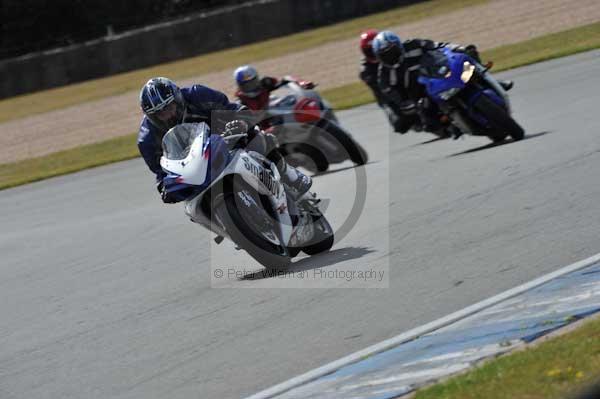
[446,131,551,158]
[312,161,377,177]
[238,246,376,281]
[411,136,449,146]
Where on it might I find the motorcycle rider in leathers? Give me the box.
[371,31,513,136]
[359,29,405,134]
[233,65,315,112]
[137,77,312,203]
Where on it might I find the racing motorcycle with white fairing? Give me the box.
[159,122,334,270]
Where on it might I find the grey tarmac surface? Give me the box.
[1,50,600,399]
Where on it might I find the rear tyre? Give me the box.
[214,177,291,270]
[474,95,525,142]
[282,143,329,173]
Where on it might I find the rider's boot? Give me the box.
[281,164,313,200]
[500,80,514,91]
[417,98,443,133]
[261,131,313,200]
[446,124,463,140]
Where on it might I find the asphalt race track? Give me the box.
[1,51,600,399]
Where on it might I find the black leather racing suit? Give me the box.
[360,58,405,133]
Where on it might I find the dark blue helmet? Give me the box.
[140,77,186,131]
[372,31,405,67]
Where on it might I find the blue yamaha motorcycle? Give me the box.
[418,47,524,142]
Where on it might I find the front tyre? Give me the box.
[474,95,525,142]
[302,210,334,255]
[214,177,291,270]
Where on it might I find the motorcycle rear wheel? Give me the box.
[323,122,369,166]
[281,143,329,173]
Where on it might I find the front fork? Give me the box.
[476,64,512,114]
[448,109,475,135]
[440,65,511,136]
[437,99,475,136]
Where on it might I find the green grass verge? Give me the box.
[323,21,600,110]
[0,134,139,190]
[0,0,487,124]
[1,21,600,191]
[414,316,600,399]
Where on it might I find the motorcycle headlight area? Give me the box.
[439,87,461,100]
[460,61,476,83]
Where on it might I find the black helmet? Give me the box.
[139,77,186,131]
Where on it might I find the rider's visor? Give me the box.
[378,46,404,67]
[155,102,177,121]
[239,78,262,98]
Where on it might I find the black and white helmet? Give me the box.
[139,77,186,131]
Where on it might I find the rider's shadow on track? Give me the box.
[446,131,552,158]
[238,246,376,281]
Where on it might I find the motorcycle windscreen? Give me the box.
[161,123,212,186]
[419,49,450,78]
[162,123,208,160]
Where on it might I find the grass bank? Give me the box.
[1,22,599,190]
[415,315,600,399]
[0,135,139,190]
[0,0,487,124]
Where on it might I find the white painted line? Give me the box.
[246,252,600,399]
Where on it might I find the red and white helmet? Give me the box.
[359,29,379,63]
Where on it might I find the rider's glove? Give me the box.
[156,180,164,195]
[299,80,316,90]
[222,119,249,139]
[160,187,179,204]
[417,97,430,110]
[157,178,178,204]
[451,44,481,63]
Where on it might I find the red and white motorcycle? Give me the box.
[263,79,369,173]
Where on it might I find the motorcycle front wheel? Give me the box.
[214,176,291,270]
[473,95,525,142]
[301,209,334,255]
